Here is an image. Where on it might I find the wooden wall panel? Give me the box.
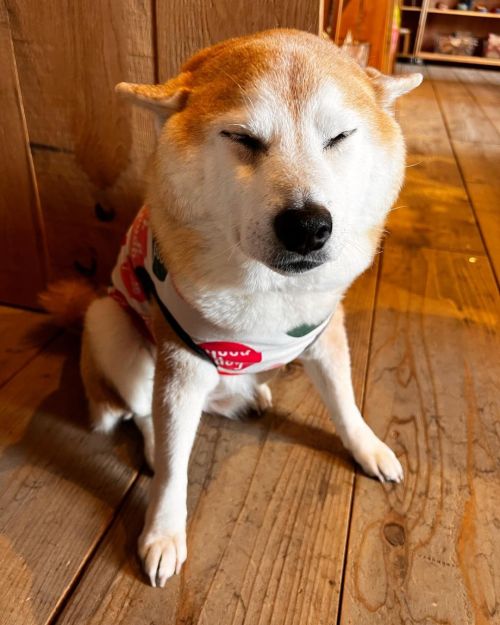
[156,0,320,80]
[2,0,321,303]
[330,0,395,71]
[0,0,46,307]
[5,0,156,285]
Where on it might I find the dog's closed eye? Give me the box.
[220,131,266,153]
[324,129,356,150]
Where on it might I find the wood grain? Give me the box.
[156,0,320,81]
[391,71,484,254]
[0,333,142,625]
[0,0,47,307]
[339,245,499,625]
[453,68,500,135]
[54,266,379,625]
[427,65,500,145]
[0,306,58,388]
[5,0,156,284]
[452,140,500,284]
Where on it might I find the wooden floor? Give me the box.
[1,65,499,625]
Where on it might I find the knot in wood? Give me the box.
[383,522,405,546]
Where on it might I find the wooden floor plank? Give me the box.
[54,267,379,625]
[427,65,500,145]
[0,333,142,625]
[392,74,483,254]
[0,307,58,388]
[453,68,500,134]
[339,245,499,625]
[452,140,500,283]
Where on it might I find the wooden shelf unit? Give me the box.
[427,7,500,18]
[398,0,500,67]
[419,50,500,64]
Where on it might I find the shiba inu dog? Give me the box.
[48,29,422,587]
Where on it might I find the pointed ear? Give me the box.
[115,79,190,119]
[366,68,423,110]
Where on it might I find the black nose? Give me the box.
[273,203,332,255]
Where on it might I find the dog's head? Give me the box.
[117,30,421,278]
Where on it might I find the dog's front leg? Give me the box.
[139,345,218,587]
[300,304,403,483]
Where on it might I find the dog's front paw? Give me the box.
[138,529,187,587]
[350,428,403,483]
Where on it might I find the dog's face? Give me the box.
[117,30,421,277]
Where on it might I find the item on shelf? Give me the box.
[484,33,500,58]
[341,30,370,67]
[435,31,479,55]
[474,4,489,11]
[399,27,412,55]
[436,2,449,9]
[457,2,469,9]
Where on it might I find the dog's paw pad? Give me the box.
[352,435,403,483]
[138,530,187,587]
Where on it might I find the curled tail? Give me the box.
[39,280,102,330]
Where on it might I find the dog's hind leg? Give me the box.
[133,413,155,470]
[82,297,155,453]
[80,329,129,432]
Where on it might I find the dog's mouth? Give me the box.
[267,253,328,275]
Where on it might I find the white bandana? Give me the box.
[110,207,332,375]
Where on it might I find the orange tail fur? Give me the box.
[38,280,102,330]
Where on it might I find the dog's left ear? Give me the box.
[115,77,190,120]
[366,67,423,111]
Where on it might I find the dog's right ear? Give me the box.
[365,67,423,111]
[115,77,190,120]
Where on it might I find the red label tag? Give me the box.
[129,207,149,267]
[120,258,146,303]
[200,341,262,372]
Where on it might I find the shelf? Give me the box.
[427,8,500,19]
[418,51,500,66]
[398,3,500,71]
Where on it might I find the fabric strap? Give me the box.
[134,266,217,368]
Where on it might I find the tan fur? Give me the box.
[39,279,101,329]
[171,30,379,148]
[80,329,129,425]
[150,212,211,295]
